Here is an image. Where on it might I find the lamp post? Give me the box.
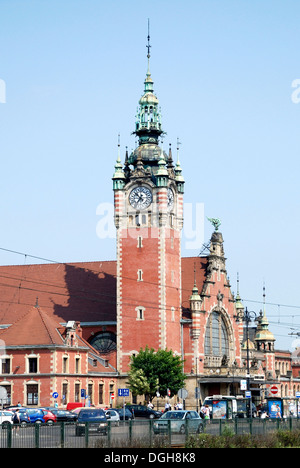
[234,307,257,417]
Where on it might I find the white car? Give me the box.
[0,410,13,427]
[105,409,120,426]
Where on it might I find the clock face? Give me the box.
[129,186,152,210]
[167,188,174,210]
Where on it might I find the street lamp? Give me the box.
[234,307,257,417]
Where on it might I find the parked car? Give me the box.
[44,408,78,422]
[18,408,45,424]
[105,409,120,426]
[115,407,134,421]
[0,410,13,427]
[75,408,109,436]
[40,409,57,425]
[126,405,162,419]
[153,410,204,434]
[10,409,31,426]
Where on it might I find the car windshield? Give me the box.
[160,412,185,420]
[79,410,105,420]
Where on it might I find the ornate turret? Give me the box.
[126,23,168,179]
[190,265,202,340]
[112,136,126,190]
[255,286,275,352]
[133,29,163,148]
[206,219,226,275]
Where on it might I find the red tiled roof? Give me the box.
[0,261,116,326]
[0,257,207,327]
[0,305,64,346]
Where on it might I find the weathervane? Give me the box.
[147,18,151,60]
[207,217,221,231]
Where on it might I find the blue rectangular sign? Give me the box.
[118,388,130,397]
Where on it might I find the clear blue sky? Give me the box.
[1,0,300,350]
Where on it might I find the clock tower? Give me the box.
[113,34,184,374]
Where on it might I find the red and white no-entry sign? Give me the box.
[270,385,278,395]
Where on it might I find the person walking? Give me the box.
[13,409,21,436]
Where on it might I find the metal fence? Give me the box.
[2,418,300,448]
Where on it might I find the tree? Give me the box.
[127,346,186,401]
[127,368,150,398]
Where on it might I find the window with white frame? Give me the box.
[136,306,145,321]
[137,269,143,281]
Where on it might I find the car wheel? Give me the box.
[149,414,155,419]
[46,420,54,425]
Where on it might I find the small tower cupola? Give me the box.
[112,136,126,190]
[255,286,275,352]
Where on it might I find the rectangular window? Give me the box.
[137,269,143,281]
[75,383,80,403]
[63,357,68,373]
[99,384,104,405]
[75,357,80,374]
[137,236,143,248]
[27,384,38,406]
[136,306,145,321]
[88,383,93,405]
[62,383,68,404]
[1,358,10,374]
[28,357,38,374]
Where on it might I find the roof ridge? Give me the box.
[36,306,60,345]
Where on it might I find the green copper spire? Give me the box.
[134,21,163,146]
[112,134,125,190]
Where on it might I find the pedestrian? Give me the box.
[13,409,20,435]
[164,402,171,412]
[204,405,210,420]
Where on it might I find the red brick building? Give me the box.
[0,40,298,410]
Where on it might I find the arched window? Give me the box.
[205,311,229,357]
[89,332,117,355]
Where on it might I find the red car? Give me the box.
[41,409,57,425]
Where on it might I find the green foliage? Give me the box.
[127,346,186,401]
[127,368,150,397]
[186,429,300,448]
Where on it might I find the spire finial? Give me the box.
[117,133,121,163]
[237,272,240,295]
[147,18,151,71]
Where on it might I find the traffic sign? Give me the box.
[178,388,188,399]
[118,388,130,397]
[81,389,86,398]
[111,393,115,400]
[245,391,251,399]
[270,385,278,396]
[240,380,247,391]
[296,392,300,398]
[52,392,59,399]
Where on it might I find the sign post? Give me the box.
[118,388,130,422]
